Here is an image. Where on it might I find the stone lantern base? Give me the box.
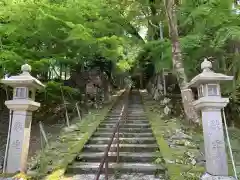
[201,173,236,180]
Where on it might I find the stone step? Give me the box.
[99,123,150,128]
[97,128,152,133]
[83,144,158,152]
[76,152,161,163]
[127,111,144,113]
[93,132,153,138]
[64,92,166,179]
[128,109,143,110]
[104,119,122,122]
[102,121,148,125]
[127,112,144,114]
[103,119,148,123]
[128,109,144,110]
[104,120,149,124]
[107,114,145,117]
[67,162,165,174]
[64,173,164,180]
[89,137,155,144]
[127,116,147,120]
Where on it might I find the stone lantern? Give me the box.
[188,59,235,179]
[1,64,45,173]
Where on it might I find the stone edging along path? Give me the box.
[0,90,125,180]
[140,90,205,180]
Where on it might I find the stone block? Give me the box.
[201,173,236,180]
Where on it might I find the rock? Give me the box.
[63,124,79,132]
[164,106,171,115]
[160,100,165,105]
[160,98,171,106]
[163,98,171,105]
[185,151,195,158]
[191,158,197,165]
[184,141,197,148]
[174,140,185,146]
[170,130,192,140]
[165,159,175,164]
[201,173,236,180]
[168,144,177,148]
[175,159,183,164]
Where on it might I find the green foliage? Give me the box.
[0,0,141,80]
[40,81,80,102]
[117,59,133,71]
[213,26,240,48]
[35,81,81,121]
[136,39,172,74]
[0,0,143,123]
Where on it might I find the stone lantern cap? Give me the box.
[0,64,45,89]
[188,58,233,88]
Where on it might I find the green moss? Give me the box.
[141,91,204,180]
[0,173,18,178]
[150,118,183,180]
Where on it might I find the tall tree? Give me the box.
[164,0,200,123]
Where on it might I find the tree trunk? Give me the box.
[139,73,143,89]
[102,73,111,102]
[104,83,110,102]
[164,0,200,123]
[64,64,67,80]
[60,63,63,80]
[153,73,163,100]
[48,66,51,80]
[149,76,156,96]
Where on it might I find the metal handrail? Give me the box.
[94,90,129,180]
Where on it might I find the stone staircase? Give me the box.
[65,91,166,180]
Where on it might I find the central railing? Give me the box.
[94,89,129,180]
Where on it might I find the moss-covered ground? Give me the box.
[140,90,207,179]
[141,90,240,179]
